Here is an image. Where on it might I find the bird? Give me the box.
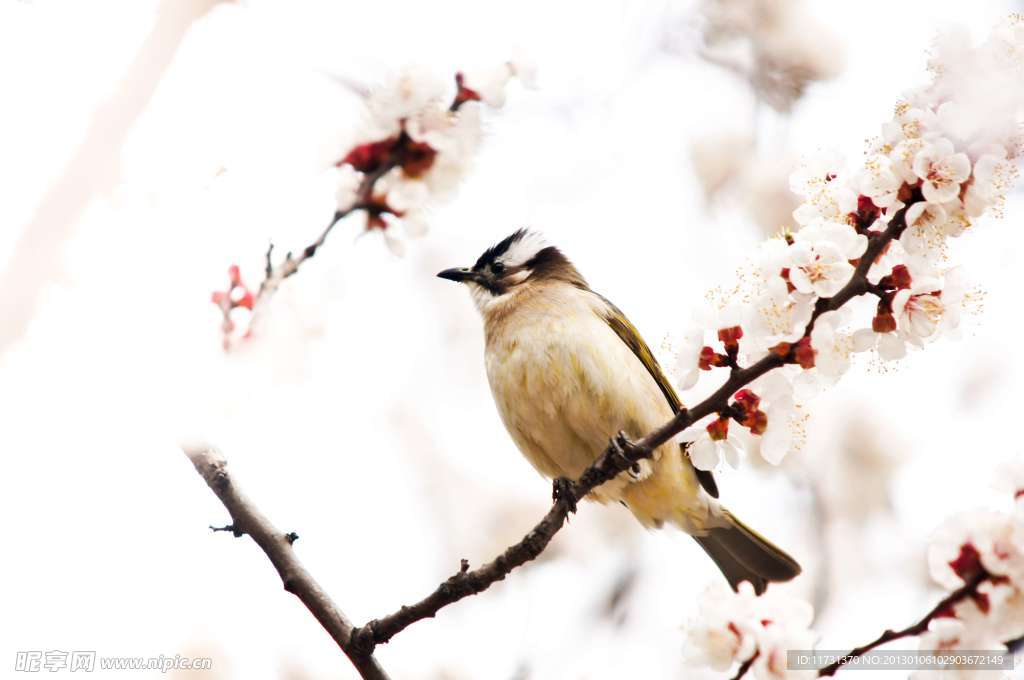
[437,229,800,594]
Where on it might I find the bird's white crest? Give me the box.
[496,230,549,268]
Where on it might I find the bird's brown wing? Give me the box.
[598,296,719,498]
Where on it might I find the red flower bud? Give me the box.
[948,543,984,581]
[699,346,727,370]
[794,337,816,369]
[453,72,482,108]
[706,417,730,441]
[848,195,885,231]
[398,139,438,178]
[718,326,743,350]
[744,409,768,435]
[889,264,912,290]
[733,389,761,411]
[234,290,254,311]
[340,137,399,173]
[872,312,897,333]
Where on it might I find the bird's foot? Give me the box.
[552,477,577,513]
[608,431,634,468]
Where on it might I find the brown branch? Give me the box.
[182,445,391,680]
[731,652,759,680]
[817,571,989,676]
[807,201,910,332]
[190,201,913,664]
[254,167,393,301]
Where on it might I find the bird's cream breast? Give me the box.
[483,285,677,497]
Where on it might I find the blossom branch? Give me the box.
[806,201,911,331]
[817,571,988,676]
[212,67,526,349]
[181,445,391,680]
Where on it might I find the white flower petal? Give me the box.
[690,437,720,471]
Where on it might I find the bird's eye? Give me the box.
[491,262,505,275]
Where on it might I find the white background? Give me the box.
[1,1,1022,678]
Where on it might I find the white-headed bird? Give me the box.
[438,229,800,594]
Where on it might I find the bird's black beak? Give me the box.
[437,267,473,283]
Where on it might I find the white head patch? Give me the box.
[494,230,549,269]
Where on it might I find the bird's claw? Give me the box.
[552,477,577,513]
[609,431,633,467]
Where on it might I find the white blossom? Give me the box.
[881,106,935,146]
[787,241,853,298]
[366,68,449,138]
[748,275,815,349]
[892,278,944,343]
[914,597,1015,677]
[332,164,362,212]
[851,326,907,361]
[789,148,846,199]
[889,136,929,185]
[459,63,522,108]
[507,56,539,89]
[675,329,705,391]
[686,582,816,679]
[912,138,971,204]
[747,371,799,465]
[993,456,1024,503]
[964,151,1012,218]
[809,310,854,379]
[928,510,1024,592]
[858,154,902,209]
[794,219,868,258]
[678,422,743,471]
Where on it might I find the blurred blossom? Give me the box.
[689,130,753,202]
[689,0,844,239]
[822,415,903,522]
[919,463,1024,671]
[690,134,802,238]
[685,581,815,679]
[698,0,843,112]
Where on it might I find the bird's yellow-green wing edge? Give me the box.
[598,296,719,498]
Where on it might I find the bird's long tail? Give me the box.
[693,508,801,595]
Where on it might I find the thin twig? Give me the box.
[731,652,759,680]
[253,88,476,303]
[216,76,481,349]
[817,572,988,676]
[182,445,391,680]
